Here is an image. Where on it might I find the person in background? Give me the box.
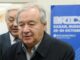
[3,3,75,60]
[0,8,19,57]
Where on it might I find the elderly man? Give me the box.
[3,4,75,60]
[0,8,19,57]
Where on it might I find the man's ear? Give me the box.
[44,22,47,30]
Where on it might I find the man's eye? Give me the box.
[28,21,36,26]
[9,19,14,22]
[19,24,24,27]
[29,23,35,25]
[8,17,14,22]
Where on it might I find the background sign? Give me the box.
[51,5,80,60]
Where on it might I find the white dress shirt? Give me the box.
[9,33,17,45]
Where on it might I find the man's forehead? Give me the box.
[7,10,18,16]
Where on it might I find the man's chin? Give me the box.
[24,39,34,45]
[11,33,18,37]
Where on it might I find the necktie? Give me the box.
[11,38,19,45]
[14,38,19,43]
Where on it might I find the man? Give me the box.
[3,4,75,60]
[0,8,19,56]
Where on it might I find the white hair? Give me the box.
[16,3,47,25]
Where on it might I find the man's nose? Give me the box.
[23,25,30,33]
[13,20,18,27]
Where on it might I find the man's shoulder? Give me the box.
[42,33,75,59]
[51,37,73,49]
[0,32,9,37]
[48,38,74,51]
[44,33,74,51]
[0,32,10,42]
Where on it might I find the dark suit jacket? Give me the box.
[0,32,11,56]
[0,36,2,60]
[2,32,75,60]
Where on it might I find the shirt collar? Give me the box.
[22,39,41,53]
[9,33,16,45]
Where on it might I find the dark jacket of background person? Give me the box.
[0,32,11,55]
[2,32,75,60]
[0,35,2,60]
